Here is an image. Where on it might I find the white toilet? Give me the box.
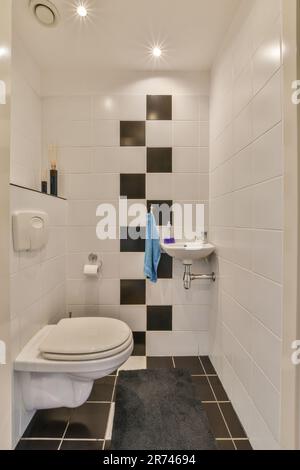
[14,317,133,411]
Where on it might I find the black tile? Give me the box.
[16,440,60,450]
[104,440,111,450]
[22,408,70,438]
[132,332,146,356]
[147,306,172,331]
[208,376,228,401]
[60,440,103,450]
[157,253,173,279]
[219,403,247,439]
[65,403,110,440]
[120,280,146,305]
[120,174,145,199]
[216,440,235,450]
[234,440,252,450]
[192,376,215,402]
[200,356,216,374]
[87,375,115,402]
[147,95,172,120]
[120,226,145,252]
[202,403,230,439]
[147,200,173,226]
[174,356,205,375]
[147,356,174,369]
[120,121,145,146]
[147,148,172,173]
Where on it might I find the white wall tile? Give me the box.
[252,230,282,283]
[119,253,144,279]
[146,331,205,356]
[252,178,283,230]
[252,19,281,95]
[119,305,146,331]
[67,279,120,305]
[172,95,200,121]
[118,147,146,173]
[92,95,120,120]
[146,121,172,147]
[65,174,119,200]
[173,147,209,173]
[93,120,119,147]
[93,147,119,173]
[119,95,146,120]
[252,71,281,140]
[252,123,283,184]
[173,121,200,147]
[146,279,173,305]
[146,174,173,200]
[251,274,282,337]
[251,363,280,441]
[59,148,93,174]
[173,305,209,331]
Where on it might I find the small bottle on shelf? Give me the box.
[50,160,58,196]
[41,169,48,194]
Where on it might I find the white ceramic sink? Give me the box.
[161,241,215,264]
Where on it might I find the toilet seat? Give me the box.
[39,317,132,361]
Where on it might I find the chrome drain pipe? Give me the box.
[183,264,216,290]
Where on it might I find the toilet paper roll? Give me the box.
[84,264,100,277]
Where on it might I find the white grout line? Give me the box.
[57,420,70,451]
[198,359,237,451]
[171,356,176,368]
[21,438,61,441]
[86,401,111,404]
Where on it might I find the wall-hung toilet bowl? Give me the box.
[14,317,133,411]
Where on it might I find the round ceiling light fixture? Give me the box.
[152,47,162,58]
[77,4,88,17]
[29,0,60,27]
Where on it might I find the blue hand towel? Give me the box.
[144,212,161,283]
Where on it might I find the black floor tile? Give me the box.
[132,332,146,355]
[202,403,230,439]
[65,403,110,440]
[87,376,115,402]
[60,440,103,450]
[16,439,60,450]
[234,440,252,450]
[192,376,215,402]
[22,408,70,438]
[104,440,111,450]
[208,376,229,401]
[200,356,216,374]
[174,356,205,374]
[147,356,174,369]
[216,440,235,450]
[220,403,247,439]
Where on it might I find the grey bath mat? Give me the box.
[111,368,217,450]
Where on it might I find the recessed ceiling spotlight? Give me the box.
[152,47,162,58]
[77,4,88,17]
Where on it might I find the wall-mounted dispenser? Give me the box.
[12,211,49,252]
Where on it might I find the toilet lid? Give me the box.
[39,317,131,356]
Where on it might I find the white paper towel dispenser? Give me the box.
[12,211,50,252]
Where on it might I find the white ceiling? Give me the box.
[13,0,241,72]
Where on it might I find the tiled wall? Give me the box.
[209,0,283,449]
[43,91,210,356]
[11,33,42,191]
[10,186,67,446]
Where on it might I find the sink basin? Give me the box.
[161,241,215,264]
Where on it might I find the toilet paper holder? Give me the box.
[88,253,98,264]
